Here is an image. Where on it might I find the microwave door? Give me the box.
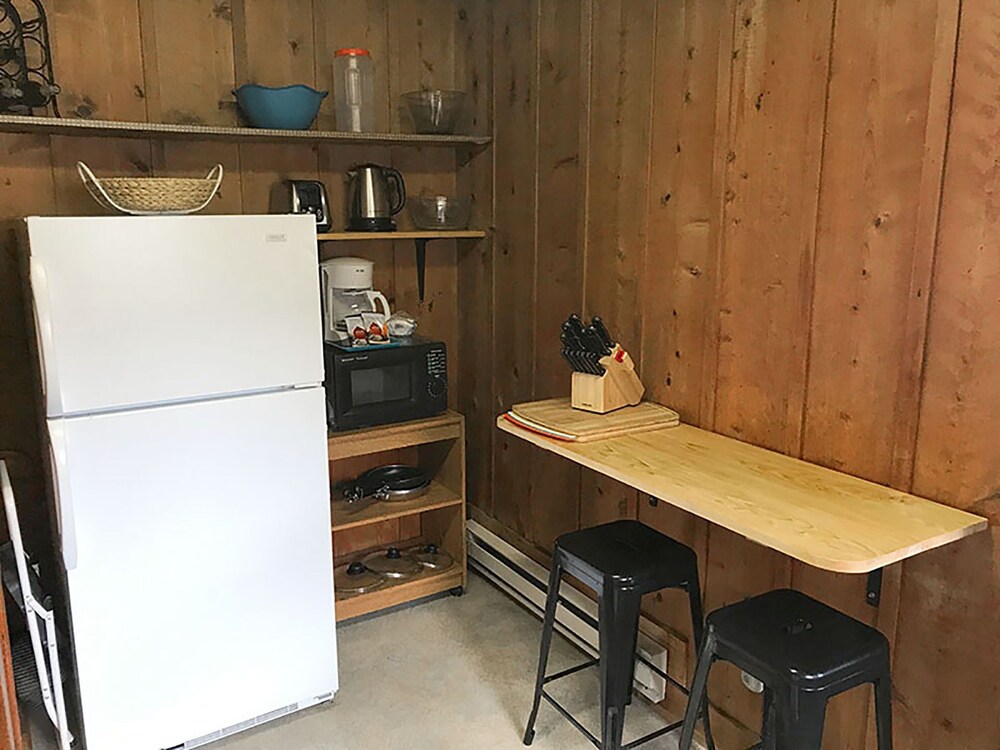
[335,348,424,427]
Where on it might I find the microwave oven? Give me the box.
[323,336,447,431]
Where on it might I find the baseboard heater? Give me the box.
[467,520,668,703]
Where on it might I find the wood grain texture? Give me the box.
[387,0,457,131]
[48,0,147,120]
[231,0,316,89]
[581,0,657,551]
[712,0,835,455]
[791,4,961,746]
[583,0,655,359]
[499,415,987,574]
[893,2,1000,746]
[802,0,958,488]
[641,0,729,427]
[312,0,390,131]
[455,0,495,515]
[138,0,239,126]
[491,0,538,536]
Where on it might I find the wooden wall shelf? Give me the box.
[317,230,487,241]
[331,481,462,532]
[0,114,491,148]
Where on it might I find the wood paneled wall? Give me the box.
[464,1,1000,748]
[0,0,485,581]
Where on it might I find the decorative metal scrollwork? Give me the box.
[0,0,60,116]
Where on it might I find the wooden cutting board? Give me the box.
[510,398,679,442]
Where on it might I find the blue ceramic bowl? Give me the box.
[234,84,328,130]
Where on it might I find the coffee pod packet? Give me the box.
[361,312,391,345]
[345,314,369,347]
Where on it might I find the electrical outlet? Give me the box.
[741,670,764,694]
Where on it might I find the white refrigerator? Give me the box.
[24,215,338,750]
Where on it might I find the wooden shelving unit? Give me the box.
[317,230,487,241]
[0,114,491,148]
[331,481,462,532]
[327,412,466,622]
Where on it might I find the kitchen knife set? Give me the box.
[561,314,618,375]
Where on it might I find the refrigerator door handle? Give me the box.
[47,422,77,571]
[29,258,63,417]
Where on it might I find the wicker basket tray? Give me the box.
[77,162,223,215]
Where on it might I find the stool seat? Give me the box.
[557,519,698,591]
[709,589,889,690]
[678,588,893,750]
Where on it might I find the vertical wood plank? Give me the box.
[705,0,835,737]
[793,3,961,747]
[390,147,459,410]
[236,144,318,214]
[803,0,958,488]
[581,0,657,541]
[641,0,729,427]
[312,0,390,131]
[583,0,656,359]
[387,0,457,132]
[455,0,495,514]
[138,0,239,126]
[712,0,834,455]
[232,0,316,88]
[48,0,148,120]
[524,0,588,551]
[491,0,538,535]
[894,2,1000,746]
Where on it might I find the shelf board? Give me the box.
[317,230,487,241]
[0,114,491,148]
[331,481,462,532]
[335,565,464,622]
[328,411,463,460]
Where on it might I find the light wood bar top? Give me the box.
[497,411,988,573]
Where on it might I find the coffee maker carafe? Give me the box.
[320,257,391,342]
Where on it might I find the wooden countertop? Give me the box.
[497,412,988,573]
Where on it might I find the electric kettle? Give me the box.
[320,256,391,342]
[347,164,406,231]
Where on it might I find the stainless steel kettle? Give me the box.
[346,164,406,231]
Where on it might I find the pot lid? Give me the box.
[363,547,422,579]
[409,543,453,571]
[334,561,386,594]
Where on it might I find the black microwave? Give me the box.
[323,336,447,431]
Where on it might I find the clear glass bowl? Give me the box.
[401,90,467,134]
[409,195,472,230]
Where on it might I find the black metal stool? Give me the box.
[523,519,715,750]
[678,588,892,750]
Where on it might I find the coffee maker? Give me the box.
[319,257,391,342]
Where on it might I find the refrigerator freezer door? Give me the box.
[26,215,323,418]
[51,387,336,750]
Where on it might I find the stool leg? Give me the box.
[686,577,716,750]
[678,627,716,750]
[761,688,776,750]
[598,585,642,750]
[874,676,893,750]
[523,555,563,746]
[775,691,826,750]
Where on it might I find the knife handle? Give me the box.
[592,316,616,349]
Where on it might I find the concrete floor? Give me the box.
[33,573,681,749]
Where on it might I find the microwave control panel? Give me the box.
[426,346,447,398]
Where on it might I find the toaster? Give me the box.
[271,179,332,233]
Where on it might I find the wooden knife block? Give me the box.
[571,347,645,414]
